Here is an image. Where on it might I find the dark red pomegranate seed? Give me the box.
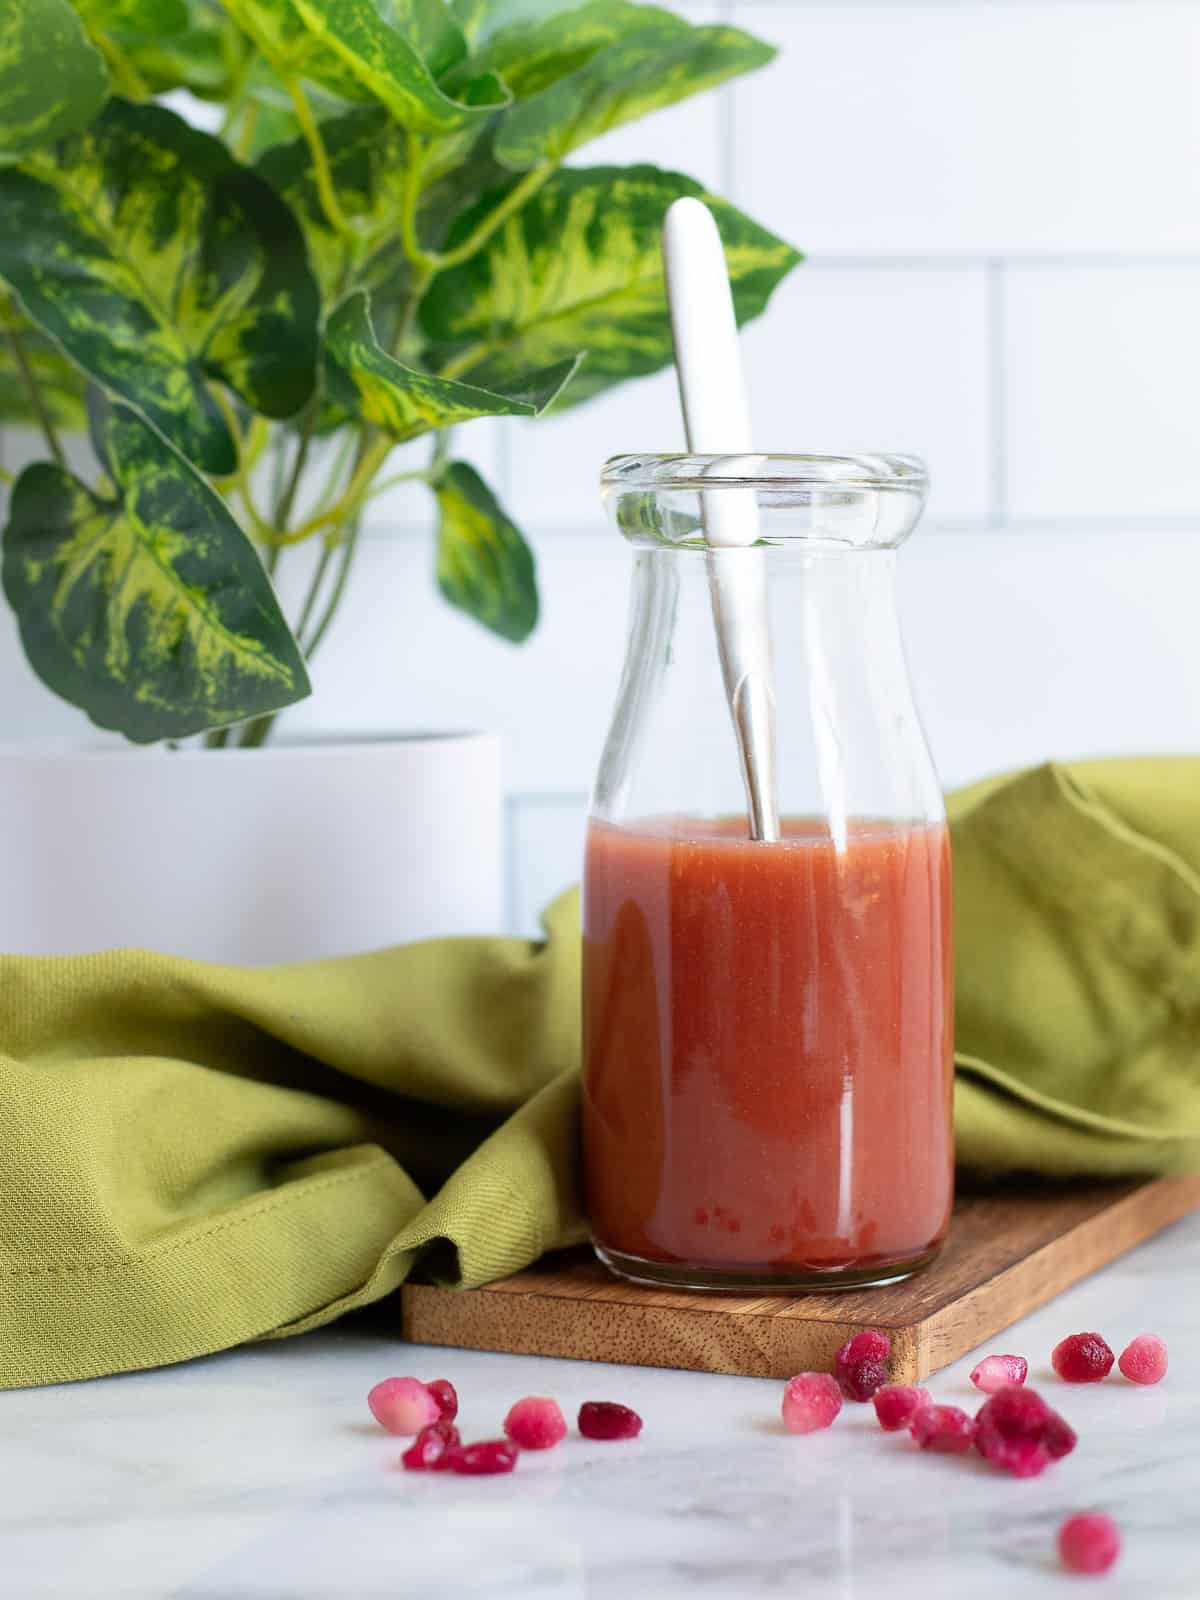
[401,1419,460,1471]
[578,1401,643,1440]
[909,1404,977,1453]
[445,1439,518,1475]
[426,1378,459,1421]
[1058,1513,1121,1575]
[873,1384,932,1432]
[504,1396,567,1450]
[1118,1334,1167,1385]
[974,1385,1077,1477]
[834,1330,892,1401]
[1051,1332,1115,1383]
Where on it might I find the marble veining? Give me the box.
[4,1213,1199,1598]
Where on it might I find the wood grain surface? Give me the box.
[401,1177,1200,1382]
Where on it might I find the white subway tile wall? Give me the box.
[3,2,1199,933]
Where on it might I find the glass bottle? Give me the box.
[583,454,953,1291]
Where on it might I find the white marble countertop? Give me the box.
[5,1213,1198,1599]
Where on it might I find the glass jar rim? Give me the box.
[600,452,928,494]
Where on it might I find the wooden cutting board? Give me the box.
[401,1177,1200,1383]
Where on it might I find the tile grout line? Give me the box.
[986,258,1008,529]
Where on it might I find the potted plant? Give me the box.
[0,0,800,961]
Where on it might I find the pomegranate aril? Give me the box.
[909,1403,977,1453]
[1058,1513,1121,1575]
[578,1401,643,1441]
[834,1330,892,1402]
[974,1385,1077,1477]
[1118,1334,1168,1386]
[504,1396,567,1450]
[445,1439,519,1475]
[1051,1332,1115,1384]
[401,1420,461,1471]
[873,1384,932,1432]
[782,1373,843,1434]
[426,1378,459,1420]
[969,1354,1028,1394]
[367,1376,441,1436]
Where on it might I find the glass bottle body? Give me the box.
[583,456,953,1291]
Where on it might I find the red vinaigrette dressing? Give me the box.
[582,815,954,1283]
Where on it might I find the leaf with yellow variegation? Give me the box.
[223,0,509,134]
[1,394,310,743]
[325,291,581,440]
[0,100,320,475]
[0,0,109,157]
[435,461,537,642]
[422,164,801,408]
[444,1,774,171]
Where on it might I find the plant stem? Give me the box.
[275,434,392,544]
[0,465,14,486]
[93,33,151,99]
[397,261,434,356]
[210,386,274,539]
[362,465,433,503]
[304,515,362,660]
[437,344,488,383]
[273,409,317,532]
[398,130,434,270]
[283,75,354,240]
[6,328,66,469]
[434,164,553,271]
[294,539,336,640]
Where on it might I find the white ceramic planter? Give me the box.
[0,733,503,963]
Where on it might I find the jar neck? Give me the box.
[594,544,941,830]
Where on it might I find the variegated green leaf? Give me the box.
[0,0,109,158]
[1,395,310,742]
[325,289,580,439]
[435,460,536,642]
[422,164,801,407]
[257,108,408,303]
[72,0,188,34]
[102,3,231,97]
[256,106,503,310]
[0,100,320,475]
[0,327,88,428]
[223,0,509,134]
[443,0,774,171]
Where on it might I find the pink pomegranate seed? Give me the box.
[974,1385,1077,1477]
[1058,1513,1121,1575]
[578,1401,643,1440]
[367,1377,441,1436]
[401,1419,460,1471]
[781,1373,843,1434]
[969,1354,1028,1394]
[834,1330,892,1401]
[445,1439,519,1475]
[909,1403,977,1453]
[503,1396,568,1450]
[1052,1332,1115,1383]
[1118,1334,1168,1385]
[426,1378,459,1420]
[873,1384,932,1432]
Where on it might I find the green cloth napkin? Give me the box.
[4,758,1200,1389]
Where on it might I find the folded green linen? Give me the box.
[3,758,1199,1388]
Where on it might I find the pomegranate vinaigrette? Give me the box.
[583,816,954,1289]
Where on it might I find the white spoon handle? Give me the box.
[662,197,779,841]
